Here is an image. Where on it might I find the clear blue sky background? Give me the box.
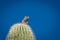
[0,0,60,40]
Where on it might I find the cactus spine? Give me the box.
[6,16,35,40]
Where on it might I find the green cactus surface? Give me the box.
[6,23,35,40]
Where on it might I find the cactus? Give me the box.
[6,16,35,40]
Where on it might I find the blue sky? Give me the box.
[0,0,60,40]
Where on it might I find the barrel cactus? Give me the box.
[6,16,36,40]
